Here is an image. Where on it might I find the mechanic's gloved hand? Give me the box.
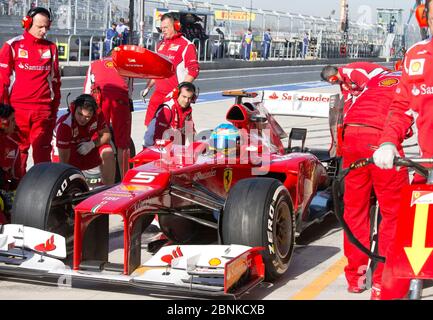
[140,87,150,102]
[373,143,399,169]
[77,141,96,156]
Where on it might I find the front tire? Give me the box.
[222,178,295,281]
[12,163,89,254]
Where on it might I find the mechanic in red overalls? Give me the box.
[55,94,115,185]
[141,12,200,127]
[143,82,196,148]
[373,0,433,300]
[341,72,409,299]
[0,104,22,224]
[321,62,389,111]
[84,55,133,179]
[0,7,61,174]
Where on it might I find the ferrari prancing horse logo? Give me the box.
[224,168,233,192]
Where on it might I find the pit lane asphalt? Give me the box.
[3,63,431,300]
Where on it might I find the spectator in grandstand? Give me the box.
[0,7,61,175]
[55,94,115,185]
[104,22,118,56]
[262,28,272,60]
[141,12,199,128]
[241,28,253,60]
[84,53,133,179]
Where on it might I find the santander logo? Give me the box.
[268,92,279,100]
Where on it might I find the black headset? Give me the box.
[69,94,98,115]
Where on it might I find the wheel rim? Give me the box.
[274,200,292,259]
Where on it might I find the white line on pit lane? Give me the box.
[60,71,320,91]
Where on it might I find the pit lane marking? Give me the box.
[290,256,347,300]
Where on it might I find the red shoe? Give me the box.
[347,284,366,293]
[370,284,382,300]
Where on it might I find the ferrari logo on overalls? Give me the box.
[224,168,233,192]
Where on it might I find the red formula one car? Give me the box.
[0,47,343,298]
[0,89,342,298]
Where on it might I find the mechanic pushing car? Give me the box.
[55,94,116,185]
[0,7,61,175]
[141,12,200,127]
[373,0,433,300]
[143,82,197,147]
[0,104,22,224]
[84,53,133,179]
[340,71,409,299]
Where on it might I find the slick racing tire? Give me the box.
[222,178,295,281]
[12,163,89,255]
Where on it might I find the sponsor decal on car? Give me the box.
[34,235,56,252]
[223,168,233,192]
[91,201,108,214]
[193,169,216,181]
[130,172,159,184]
[209,258,222,267]
[268,92,279,100]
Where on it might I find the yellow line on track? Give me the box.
[290,256,347,300]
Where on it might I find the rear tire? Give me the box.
[12,162,88,254]
[222,178,295,281]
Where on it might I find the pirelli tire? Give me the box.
[12,162,89,254]
[222,178,295,281]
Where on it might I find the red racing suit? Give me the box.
[145,33,199,126]
[342,72,409,292]
[143,98,194,147]
[84,57,132,149]
[0,31,61,173]
[377,38,433,300]
[55,112,111,171]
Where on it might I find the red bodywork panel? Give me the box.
[388,184,433,279]
[112,45,175,79]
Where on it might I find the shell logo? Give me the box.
[379,78,399,87]
[209,258,222,267]
[411,62,422,73]
[268,92,279,100]
[105,61,115,68]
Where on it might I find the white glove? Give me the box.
[373,143,399,169]
[77,141,96,156]
[140,87,150,101]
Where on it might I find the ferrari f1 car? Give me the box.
[0,88,343,298]
[0,46,343,298]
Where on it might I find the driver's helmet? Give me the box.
[209,123,240,155]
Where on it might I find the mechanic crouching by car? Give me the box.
[55,94,116,185]
[0,104,22,224]
[143,82,197,148]
[372,0,433,300]
[340,71,409,300]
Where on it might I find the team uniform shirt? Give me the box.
[344,72,401,129]
[144,98,193,147]
[0,132,21,187]
[55,112,108,170]
[84,57,132,149]
[379,38,433,158]
[145,33,199,125]
[0,30,61,109]
[338,62,389,113]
